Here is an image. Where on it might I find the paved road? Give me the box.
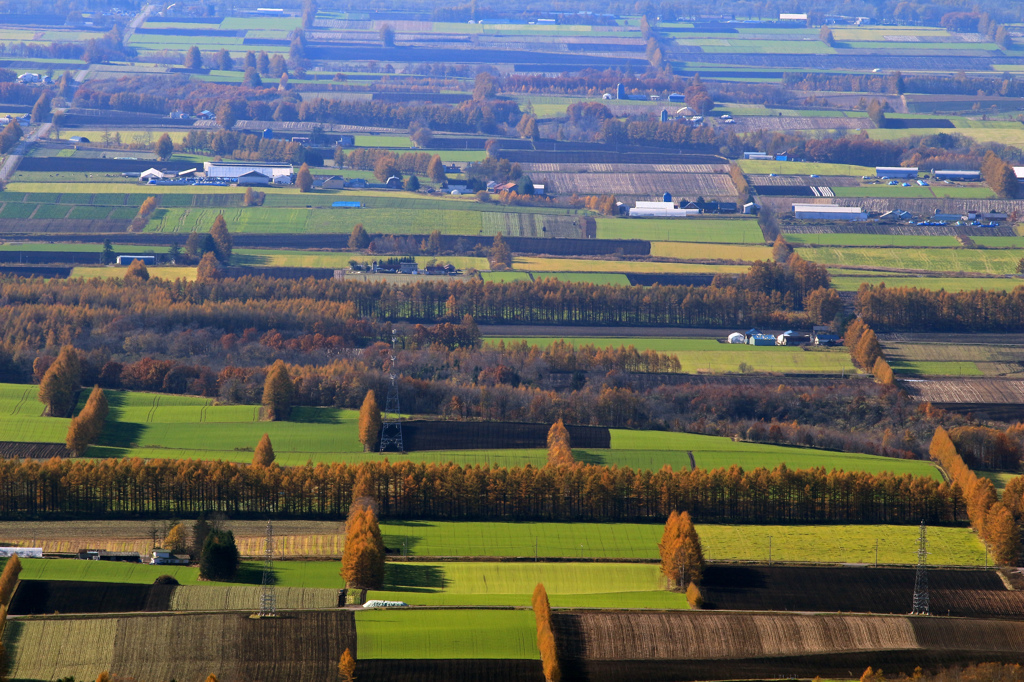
[0,122,52,184]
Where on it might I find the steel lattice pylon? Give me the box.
[379,327,404,453]
[911,520,930,616]
[258,520,276,617]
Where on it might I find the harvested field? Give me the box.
[519,163,727,174]
[544,172,736,198]
[700,565,1024,619]
[169,585,341,611]
[9,580,173,615]
[6,611,357,681]
[904,378,1024,404]
[747,173,860,187]
[0,441,71,458]
[495,151,726,165]
[731,115,874,132]
[554,611,1024,682]
[479,213,590,238]
[883,342,1024,377]
[782,221,1017,238]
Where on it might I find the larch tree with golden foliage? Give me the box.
[659,510,705,589]
[261,360,294,421]
[210,214,232,263]
[66,385,108,456]
[124,259,150,282]
[38,345,80,417]
[358,390,381,452]
[164,523,187,553]
[547,419,573,466]
[0,553,22,606]
[533,583,560,682]
[253,433,275,467]
[338,648,356,682]
[341,504,385,589]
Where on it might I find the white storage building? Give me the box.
[792,203,867,221]
[875,166,918,178]
[203,162,293,184]
[629,201,700,218]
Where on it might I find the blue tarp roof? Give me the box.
[332,201,362,208]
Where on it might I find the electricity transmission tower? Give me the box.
[379,327,404,453]
[911,520,929,616]
[258,520,276,617]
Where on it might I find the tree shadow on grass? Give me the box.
[226,562,268,585]
[96,421,147,449]
[383,563,447,593]
[290,406,342,424]
[572,449,606,465]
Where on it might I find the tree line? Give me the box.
[0,457,967,524]
[929,427,1018,565]
[856,284,1024,333]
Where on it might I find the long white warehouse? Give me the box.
[792,203,867,221]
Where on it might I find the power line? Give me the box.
[911,520,929,616]
[258,520,276,618]
[379,327,404,453]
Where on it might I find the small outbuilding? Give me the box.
[876,166,918,178]
[150,549,190,565]
[727,332,746,344]
[116,255,157,266]
[747,333,776,346]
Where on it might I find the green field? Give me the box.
[530,272,631,285]
[889,360,984,376]
[492,336,857,376]
[831,275,1024,293]
[513,256,748,275]
[783,234,959,247]
[831,185,994,199]
[0,384,71,442]
[738,160,875,176]
[355,610,539,660]
[71,266,198,281]
[800,247,1024,275]
[980,471,1019,496]
[368,562,687,608]
[596,218,763,243]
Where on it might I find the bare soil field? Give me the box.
[357,660,544,682]
[700,565,1024,619]
[732,116,875,132]
[394,420,610,451]
[9,580,173,615]
[781,222,1017,238]
[3,611,357,682]
[554,610,1024,682]
[0,442,71,458]
[884,343,1024,377]
[904,378,1024,404]
[748,174,860,187]
[520,163,727,174]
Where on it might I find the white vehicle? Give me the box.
[363,600,409,609]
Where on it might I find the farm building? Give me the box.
[237,170,272,186]
[78,549,142,562]
[203,162,293,184]
[321,177,346,190]
[792,204,867,221]
[139,168,169,181]
[743,151,772,160]
[116,255,157,265]
[68,136,91,143]
[875,166,918,178]
[934,170,981,182]
[150,549,189,565]
[777,330,811,346]
[747,333,776,346]
[0,547,42,558]
[815,333,841,346]
[727,332,746,344]
[332,201,362,208]
[629,201,700,217]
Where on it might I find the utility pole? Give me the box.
[911,520,929,616]
[258,520,276,618]
[379,327,404,453]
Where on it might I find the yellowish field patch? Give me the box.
[71,266,198,281]
[650,242,772,261]
[512,256,748,274]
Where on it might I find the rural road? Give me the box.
[0,122,51,184]
[123,4,154,49]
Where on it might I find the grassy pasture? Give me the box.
[71,266,198,281]
[530,272,631,285]
[831,275,1024,293]
[492,336,857,375]
[831,185,994,199]
[368,562,687,609]
[481,271,532,282]
[738,160,875,176]
[649,242,772,261]
[799,247,1024,275]
[512,256,748,275]
[355,610,539,660]
[596,218,763,243]
[783,234,959,247]
[889,361,984,376]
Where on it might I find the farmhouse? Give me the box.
[875,166,918,178]
[116,255,157,265]
[150,549,190,565]
[934,170,981,182]
[792,204,867,221]
[629,201,700,218]
[203,162,293,184]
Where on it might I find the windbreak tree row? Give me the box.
[0,458,966,524]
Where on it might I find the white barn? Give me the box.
[629,201,700,218]
[203,162,293,184]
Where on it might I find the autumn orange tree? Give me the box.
[547,419,573,466]
[338,648,356,682]
[164,523,187,553]
[196,252,222,281]
[38,345,80,417]
[930,427,1020,565]
[0,553,22,606]
[210,214,233,263]
[252,434,275,467]
[358,390,381,452]
[341,504,385,589]
[65,385,108,456]
[261,359,293,421]
[659,510,705,589]
[124,259,150,282]
[533,583,560,682]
